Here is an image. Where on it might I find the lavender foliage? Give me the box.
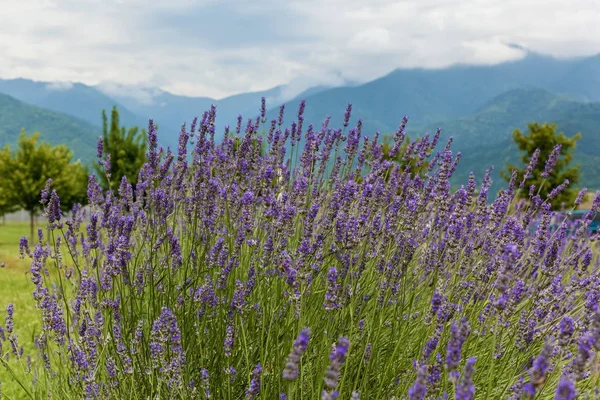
[0,100,599,399]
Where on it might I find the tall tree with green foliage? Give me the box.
[96,106,147,190]
[0,130,89,239]
[0,187,18,219]
[503,122,581,209]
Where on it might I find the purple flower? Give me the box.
[572,332,594,380]
[343,103,352,128]
[430,291,443,316]
[559,316,575,346]
[408,363,428,400]
[542,144,562,178]
[520,148,540,187]
[18,236,28,258]
[5,303,14,334]
[200,368,210,398]
[277,104,285,126]
[283,328,311,380]
[324,266,340,311]
[40,179,52,205]
[322,390,340,400]
[530,341,553,388]
[236,114,243,134]
[260,96,266,121]
[106,357,117,378]
[224,325,234,357]
[522,382,536,398]
[446,318,470,376]
[149,307,185,389]
[555,376,576,400]
[46,190,62,224]
[13,98,600,399]
[246,364,262,399]
[548,179,570,200]
[96,136,104,159]
[574,188,587,206]
[323,337,350,396]
[455,357,476,400]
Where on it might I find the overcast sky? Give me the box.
[1,0,599,99]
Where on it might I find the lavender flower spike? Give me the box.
[343,103,352,128]
[408,362,428,400]
[246,364,263,399]
[455,357,476,400]
[542,144,562,178]
[5,303,14,334]
[554,375,576,400]
[323,337,350,399]
[529,341,553,389]
[520,148,540,187]
[283,328,311,380]
[96,136,104,159]
[446,318,470,378]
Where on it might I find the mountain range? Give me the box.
[1,50,599,191]
[0,92,100,162]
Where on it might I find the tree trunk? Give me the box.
[30,209,34,241]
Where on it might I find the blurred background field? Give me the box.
[0,222,42,399]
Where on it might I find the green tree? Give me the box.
[0,186,18,219]
[0,130,89,239]
[96,107,147,190]
[503,122,581,209]
[380,134,429,176]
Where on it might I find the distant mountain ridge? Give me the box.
[98,83,336,147]
[1,51,600,189]
[0,78,144,130]
[419,88,600,189]
[264,52,600,136]
[0,92,100,162]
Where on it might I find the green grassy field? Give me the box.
[0,222,43,399]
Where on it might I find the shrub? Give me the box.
[1,100,599,399]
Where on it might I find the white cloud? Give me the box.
[0,0,598,98]
[347,28,393,53]
[96,81,165,105]
[45,81,74,91]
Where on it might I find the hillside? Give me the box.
[420,88,600,189]
[0,93,100,162]
[100,84,334,149]
[0,78,144,130]
[1,51,600,189]
[263,52,600,136]
[2,51,599,148]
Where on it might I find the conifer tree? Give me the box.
[96,106,147,190]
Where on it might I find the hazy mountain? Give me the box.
[548,54,600,102]
[264,51,600,136]
[421,88,600,189]
[97,84,336,148]
[0,92,100,162]
[1,51,600,189]
[0,77,336,153]
[0,78,143,129]
[3,50,598,145]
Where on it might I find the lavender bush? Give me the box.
[2,99,600,399]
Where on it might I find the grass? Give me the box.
[0,222,43,399]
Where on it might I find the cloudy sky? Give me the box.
[1,0,599,99]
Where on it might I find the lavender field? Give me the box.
[1,100,599,400]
